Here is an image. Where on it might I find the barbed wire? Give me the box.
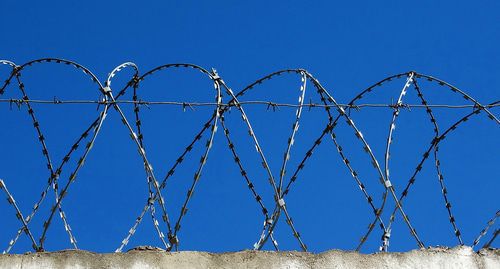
[0,58,498,254]
[1,98,498,109]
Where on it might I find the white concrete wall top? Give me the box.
[0,246,498,269]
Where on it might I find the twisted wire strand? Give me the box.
[1,98,498,109]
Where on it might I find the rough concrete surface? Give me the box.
[0,246,498,269]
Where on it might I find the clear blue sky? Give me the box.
[0,1,498,253]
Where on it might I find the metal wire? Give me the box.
[0,58,498,253]
[1,99,498,110]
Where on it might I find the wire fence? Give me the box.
[0,58,498,253]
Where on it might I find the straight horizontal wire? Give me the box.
[1,98,498,110]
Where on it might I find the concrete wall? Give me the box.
[0,246,497,269]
